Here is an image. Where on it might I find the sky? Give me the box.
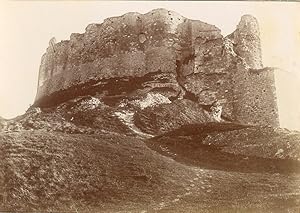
[0,1,299,130]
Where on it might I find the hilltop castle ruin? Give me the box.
[34,9,279,127]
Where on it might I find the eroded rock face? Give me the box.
[34,9,279,127]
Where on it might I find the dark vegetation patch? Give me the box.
[147,135,300,174]
[146,123,300,174]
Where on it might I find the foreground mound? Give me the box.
[0,130,193,212]
[1,109,300,212]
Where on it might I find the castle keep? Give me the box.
[35,9,279,127]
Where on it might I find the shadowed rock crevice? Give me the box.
[34,70,169,107]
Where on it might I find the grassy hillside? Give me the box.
[0,130,193,212]
[1,96,300,212]
[1,127,300,212]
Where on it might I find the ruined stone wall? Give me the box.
[36,9,220,101]
[35,9,279,127]
[232,66,279,126]
[183,33,236,118]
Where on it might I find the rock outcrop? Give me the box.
[34,9,279,127]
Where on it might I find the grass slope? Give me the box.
[1,126,300,212]
[0,130,192,212]
[1,98,300,212]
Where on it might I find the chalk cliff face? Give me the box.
[34,9,279,127]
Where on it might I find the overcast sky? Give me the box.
[0,1,299,129]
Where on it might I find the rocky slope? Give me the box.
[1,94,300,212]
[1,9,300,213]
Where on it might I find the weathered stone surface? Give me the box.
[36,9,220,100]
[232,66,279,126]
[34,9,279,127]
[233,15,263,69]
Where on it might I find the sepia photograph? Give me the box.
[0,0,300,212]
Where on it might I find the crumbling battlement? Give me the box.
[35,9,279,127]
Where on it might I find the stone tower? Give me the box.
[234,14,263,69]
[232,15,279,126]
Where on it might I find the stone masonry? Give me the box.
[34,9,279,127]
